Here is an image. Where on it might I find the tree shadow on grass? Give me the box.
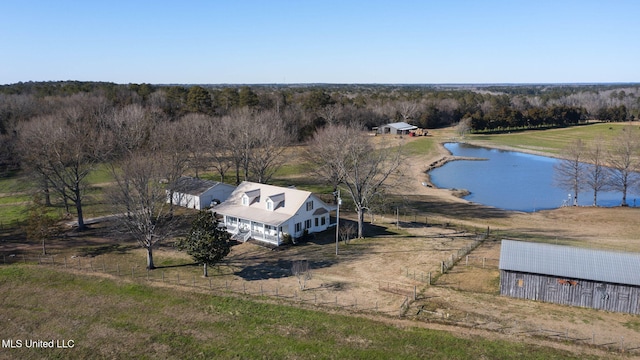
[79,243,137,257]
[235,258,334,281]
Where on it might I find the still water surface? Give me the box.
[428,143,634,212]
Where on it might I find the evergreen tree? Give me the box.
[177,210,231,277]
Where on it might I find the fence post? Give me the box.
[162,271,165,282]
[260,284,263,295]
[428,272,431,285]
[209,278,212,290]
[177,273,180,285]
[483,257,486,268]
[117,264,120,276]
[466,255,468,266]
[103,262,106,272]
[441,261,444,274]
[90,259,93,271]
[132,267,135,279]
[64,257,67,268]
[77,257,80,269]
[414,286,417,300]
[193,276,195,287]
[51,256,54,265]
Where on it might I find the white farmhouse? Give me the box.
[214,181,335,246]
[169,176,236,210]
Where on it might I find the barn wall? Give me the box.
[500,270,640,314]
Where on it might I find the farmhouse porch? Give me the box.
[223,216,287,245]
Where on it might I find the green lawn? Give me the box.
[467,122,632,155]
[404,136,436,155]
[0,265,597,360]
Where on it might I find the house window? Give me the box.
[315,218,319,227]
[242,196,249,206]
[306,201,313,211]
[267,201,273,210]
[321,217,326,226]
[305,219,312,229]
[517,279,524,288]
[295,223,302,232]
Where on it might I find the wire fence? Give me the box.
[3,251,637,354]
[2,254,409,316]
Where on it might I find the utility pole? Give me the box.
[334,189,341,255]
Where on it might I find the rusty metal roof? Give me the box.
[499,239,640,286]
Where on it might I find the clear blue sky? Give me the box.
[1,1,639,85]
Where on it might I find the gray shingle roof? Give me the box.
[499,239,640,286]
[175,176,220,196]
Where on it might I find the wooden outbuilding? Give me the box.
[499,239,640,314]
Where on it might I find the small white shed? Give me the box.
[170,176,235,210]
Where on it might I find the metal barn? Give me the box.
[499,240,640,314]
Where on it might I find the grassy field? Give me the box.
[466,122,636,155]
[0,265,596,360]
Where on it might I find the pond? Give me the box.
[428,143,635,212]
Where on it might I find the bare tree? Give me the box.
[208,122,233,183]
[305,124,352,194]
[339,223,356,244]
[584,136,610,206]
[309,124,404,238]
[456,117,472,138]
[317,103,342,125]
[397,101,420,122]
[554,139,586,206]
[108,151,176,269]
[181,113,214,178]
[248,111,289,183]
[607,126,640,206]
[18,114,100,230]
[24,193,58,255]
[291,260,312,290]
[222,108,254,185]
[151,119,191,212]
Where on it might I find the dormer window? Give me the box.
[267,193,285,211]
[306,200,313,211]
[242,189,260,206]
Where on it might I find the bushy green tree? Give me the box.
[177,210,231,277]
